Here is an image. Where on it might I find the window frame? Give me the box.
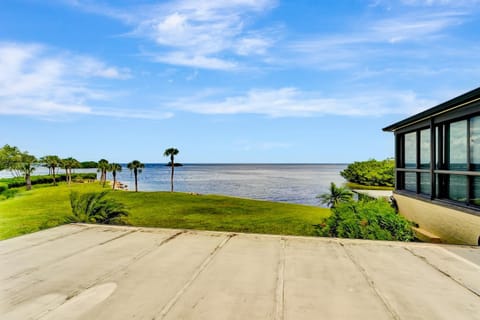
[395,107,480,212]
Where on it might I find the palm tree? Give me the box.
[163,148,179,192]
[61,157,80,184]
[17,153,37,191]
[97,159,109,187]
[40,155,61,185]
[317,182,353,208]
[67,191,128,224]
[109,163,122,190]
[1,145,36,190]
[127,160,144,192]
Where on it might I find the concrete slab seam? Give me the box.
[404,247,480,298]
[63,230,187,303]
[274,238,286,320]
[438,247,480,271]
[0,225,90,256]
[4,229,138,282]
[340,242,400,320]
[154,233,236,320]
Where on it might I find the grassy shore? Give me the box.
[0,183,330,240]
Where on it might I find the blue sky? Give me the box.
[1,0,479,163]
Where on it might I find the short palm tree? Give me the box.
[97,159,109,187]
[67,191,128,224]
[127,160,144,192]
[317,182,353,208]
[61,157,80,184]
[109,163,122,190]
[17,154,37,191]
[164,147,179,192]
[40,155,61,185]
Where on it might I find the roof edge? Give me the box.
[383,86,480,132]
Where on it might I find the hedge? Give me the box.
[0,173,97,188]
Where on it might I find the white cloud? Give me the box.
[0,42,168,120]
[168,87,435,117]
[65,0,278,70]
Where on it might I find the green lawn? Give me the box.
[0,183,330,240]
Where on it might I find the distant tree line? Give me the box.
[340,158,394,187]
[0,144,181,193]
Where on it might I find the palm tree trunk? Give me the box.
[52,167,56,186]
[112,171,116,190]
[25,173,32,191]
[134,169,138,192]
[170,156,174,192]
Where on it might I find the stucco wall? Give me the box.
[394,193,480,245]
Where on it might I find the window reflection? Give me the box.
[405,172,416,192]
[448,175,467,202]
[447,120,467,171]
[405,132,416,168]
[471,116,480,171]
[420,129,430,169]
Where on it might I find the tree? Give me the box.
[109,163,122,190]
[67,191,128,224]
[317,182,353,208]
[0,145,36,190]
[127,160,144,192]
[17,154,37,191]
[40,155,61,185]
[164,147,179,192]
[97,159,109,187]
[61,157,80,184]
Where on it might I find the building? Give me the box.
[383,87,480,245]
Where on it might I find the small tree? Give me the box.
[67,191,128,224]
[40,155,61,185]
[0,145,37,190]
[127,160,144,192]
[109,163,122,190]
[317,182,353,208]
[61,157,80,184]
[97,159,109,187]
[164,147,179,192]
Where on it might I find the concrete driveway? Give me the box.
[1,224,480,319]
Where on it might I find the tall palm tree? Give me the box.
[317,182,353,208]
[163,148,179,192]
[109,163,122,190]
[97,159,109,187]
[61,157,80,184]
[40,155,61,185]
[127,160,144,192]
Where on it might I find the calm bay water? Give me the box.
[113,164,346,206]
[1,164,347,206]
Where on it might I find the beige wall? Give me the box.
[395,193,480,245]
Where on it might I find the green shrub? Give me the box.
[0,173,97,188]
[66,191,128,224]
[317,198,414,241]
[341,159,394,187]
[0,183,7,193]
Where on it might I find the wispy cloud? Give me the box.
[287,9,467,71]
[0,42,171,120]
[64,0,278,70]
[167,87,436,117]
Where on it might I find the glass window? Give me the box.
[420,129,430,169]
[448,175,467,202]
[470,116,480,171]
[420,173,431,195]
[471,177,480,206]
[405,172,416,192]
[448,120,467,171]
[404,132,416,168]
